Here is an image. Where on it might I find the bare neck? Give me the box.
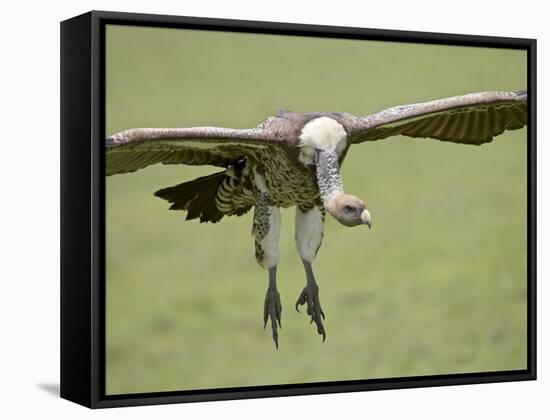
[316,149,344,212]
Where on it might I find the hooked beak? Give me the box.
[360,209,372,229]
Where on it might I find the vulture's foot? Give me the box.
[264,266,282,349]
[295,261,326,342]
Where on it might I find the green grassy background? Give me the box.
[105,25,527,395]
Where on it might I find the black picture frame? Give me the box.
[60,10,537,409]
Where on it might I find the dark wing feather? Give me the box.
[106,126,280,176]
[351,91,527,145]
[154,171,226,223]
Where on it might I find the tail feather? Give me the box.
[154,171,226,223]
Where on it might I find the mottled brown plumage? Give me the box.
[105,90,528,347]
[107,90,527,223]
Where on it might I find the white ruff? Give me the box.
[295,206,324,263]
[298,117,348,165]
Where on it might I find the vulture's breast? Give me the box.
[255,145,319,208]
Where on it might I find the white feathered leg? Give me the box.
[294,204,326,341]
[252,170,282,348]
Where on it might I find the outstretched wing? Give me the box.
[106,125,280,176]
[351,90,527,145]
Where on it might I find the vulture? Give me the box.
[106,90,528,348]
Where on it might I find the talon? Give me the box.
[263,298,269,329]
[264,288,282,349]
[295,280,327,342]
[295,291,307,312]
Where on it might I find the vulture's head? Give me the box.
[326,193,371,228]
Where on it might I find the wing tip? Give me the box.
[513,90,528,101]
[105,136,117,147]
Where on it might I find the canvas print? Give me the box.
[105,24,527,395]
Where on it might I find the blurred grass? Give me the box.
[105,25,527,394]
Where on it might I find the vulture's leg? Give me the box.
[294,204,326,341]
[253,186,282,349]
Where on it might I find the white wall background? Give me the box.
[1,0,547,418]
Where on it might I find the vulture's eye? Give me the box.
[344,205,355,213]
